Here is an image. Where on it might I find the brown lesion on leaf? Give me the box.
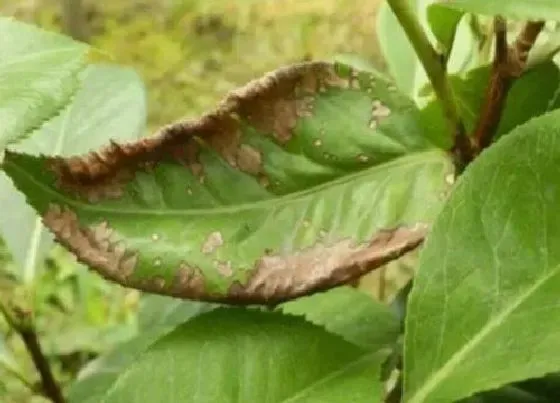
[42,202,428,304]
[43,204,139,282]
[369,100,392,130]
[235,144,263,176]
[201,231,224,254]
[227,223,428,304]
[42,62,350,200]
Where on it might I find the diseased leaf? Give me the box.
[0,16,89,149]
[404,109,560,402]
[0,65,146,282]
[77,308,388,403]
[281,286,400,350]
[3,62,453,304]
[433,0,560,21]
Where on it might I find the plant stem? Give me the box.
[0,299,66,403]
[473,19,545,152]
[385,0,472,169]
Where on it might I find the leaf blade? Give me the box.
[94,309,387,403]
[3,62,453,303]
[433,0,560,21]
[404,108,560,402]
[0,17,89,149]
[0,65,147,281]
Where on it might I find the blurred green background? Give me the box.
[0,1,389,401]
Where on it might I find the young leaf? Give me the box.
[0,17,89,149]
[75,308,388,403]
[433,0,560,21]
[281,286,400,350]
[404,109,560,402]
[0,65,146,283]
[2,62,454,304]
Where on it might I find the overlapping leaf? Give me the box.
[404,109,560,402]
[72,308,389,403]
[70,287,397,403]
[3,62,454,304]
[0,16,89,149]
[376,0,477,99]
[281,286,400,350]
[432,0,560,21]
[0,65,146,282]
[421,60,560,147]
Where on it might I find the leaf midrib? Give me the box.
[6,149,447,217]
[281,352,382,403]
[0,47,85,70]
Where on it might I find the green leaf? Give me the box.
[68,298,218,403]
[420,60,560,147]
[0,65,146,282]
[376,0,476,99]
[68,327,177,403]
[403,108,560,402]
[376,0,432,97]
[81,308,388,403]
[281,286,400,350]
[426,6,464,55]
[433,0,560,21]
[0,17,89,149]
[138,294,217,330]
[2,62,453,304]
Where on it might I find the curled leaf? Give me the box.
[3,62,453,304]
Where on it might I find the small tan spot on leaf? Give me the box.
[357,154,369,163]
[151,233,160,242]
[445,173,455,185]
[216,261,233,277]
[313,139,322,147]
[236,144,263,176]
[153,257,162,267]
[202,231,224,254]
[369,100,391,129]
[187,188,193,195]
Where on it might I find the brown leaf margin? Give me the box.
[6,61,429,304]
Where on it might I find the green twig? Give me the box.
[385,0,473,170]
